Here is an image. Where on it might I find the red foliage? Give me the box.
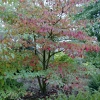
[1,0,100,69]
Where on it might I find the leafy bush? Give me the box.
[40,91,100,100]
[0,44,33,99]
[85,52,100,69]
[88,73,100,92]
[0,78,26,100]
[54,52,74,63]
[54,52,75,70]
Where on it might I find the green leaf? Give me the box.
[11,53,15,59]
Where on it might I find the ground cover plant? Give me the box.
[0,0,100,99]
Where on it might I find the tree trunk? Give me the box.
[37,76,47,95]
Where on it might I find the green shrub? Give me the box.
[85,52,100,69]
[88,73,100,92]
[40,91,100,100]
[0,78,26,100]
[0,44,32,100]
[54,52,74,63]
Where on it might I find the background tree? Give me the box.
[74,0,100,69]
[74,0,100,41]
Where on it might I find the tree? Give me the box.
[74,0,100,41]
[74,0,100,69]
[0,0,99,96]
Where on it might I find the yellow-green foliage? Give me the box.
[54,52,74,63]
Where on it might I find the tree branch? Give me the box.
[50,49,64,58]
[53,6,65,25]
[46,50,51,69]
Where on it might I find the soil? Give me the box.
[22,88,57,100]
[18,78,73,100]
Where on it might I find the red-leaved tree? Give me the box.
[0,0,99,94]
